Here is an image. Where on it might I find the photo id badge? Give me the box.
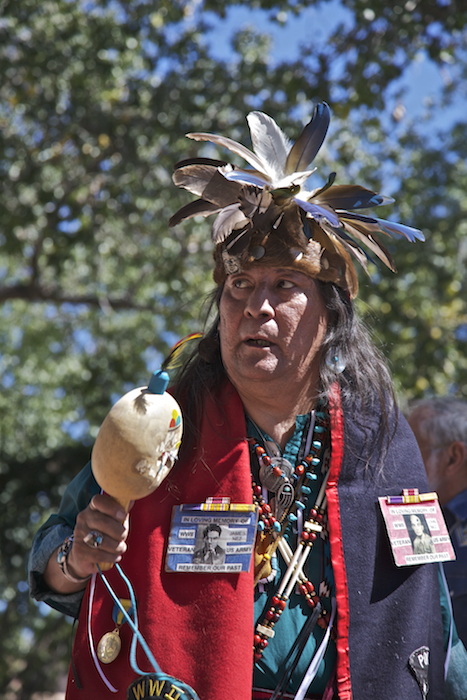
[379,489,456,567]
[165,499,258,573]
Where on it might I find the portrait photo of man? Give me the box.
[404,513,436,555]
[192,523,226,565]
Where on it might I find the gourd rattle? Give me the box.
[91,370,183,568]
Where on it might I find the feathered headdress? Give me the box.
[169,103,423,298]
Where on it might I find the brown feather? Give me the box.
[285,103,331,175]
[314,184,392,210]
[173,164,220,195]
[173,157,227,171]
[308,172,336,199]
[169,199,220,227]
[173,165,242,208]
[238,188,274,218]
[340,218,396,271]
[225,228,253,255]
[320,222,370,272]
[312,224,360,295]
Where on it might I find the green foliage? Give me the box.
[1,0,466,696]
[357,124,467,403]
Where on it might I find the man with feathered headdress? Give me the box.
[29,103,467,700]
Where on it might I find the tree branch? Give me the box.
[0,282,157,311]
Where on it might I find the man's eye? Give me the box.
[233,278,249,288]
[278,280,294,289]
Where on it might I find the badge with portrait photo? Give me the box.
[379,492,456,567]
[165,502,258,573]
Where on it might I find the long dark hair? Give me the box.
[315,281,395,412]
[172,280,396,466]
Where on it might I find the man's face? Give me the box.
[408,407,449,503]
[218,266,328,395]
[410,514,424,537]
[206,530,220,552]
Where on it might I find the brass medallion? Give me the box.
[97,629,121,664]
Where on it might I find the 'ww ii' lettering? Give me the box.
[165,684,184,700]
[148,679,165,696]
[132,682,146,700]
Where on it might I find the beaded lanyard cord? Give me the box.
[249,407,331,662]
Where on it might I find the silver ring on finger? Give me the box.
[83,530,104,548]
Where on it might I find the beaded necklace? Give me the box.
[248,408,331,662]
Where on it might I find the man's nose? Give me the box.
[244,287,275,318]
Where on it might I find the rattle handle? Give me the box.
[98,496,131,572]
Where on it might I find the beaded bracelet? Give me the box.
[57,534,91,584]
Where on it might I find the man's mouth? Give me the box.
[245,338,273,347]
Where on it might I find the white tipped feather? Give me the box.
[273,170,315,189]
[222,168,270,188]
[211,204,248,243]
[247,111,292,183]
[170,103,425,290]
[222,167,315,190]
[375,218,425,242]
[187,132,265,174]
[296,198,341,228]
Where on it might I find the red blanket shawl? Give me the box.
[65,381,445,700]
[66,382,254,700]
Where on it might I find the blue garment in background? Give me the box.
[443,488,467,647]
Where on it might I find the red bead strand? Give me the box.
[251,408,332,661]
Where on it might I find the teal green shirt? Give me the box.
[249,414,336,694]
